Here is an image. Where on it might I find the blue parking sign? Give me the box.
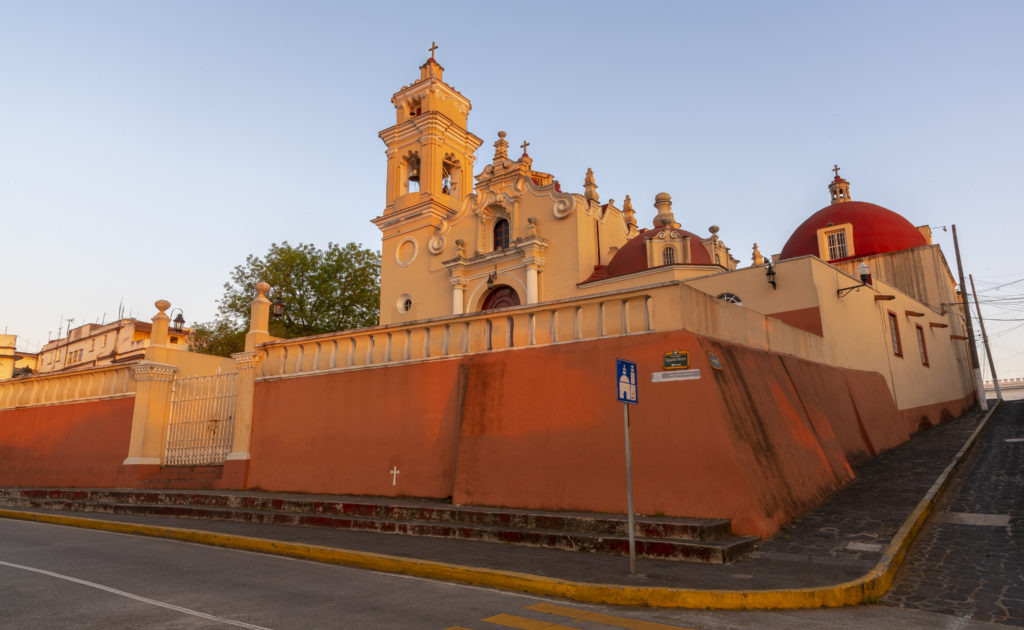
[616,359,638,404]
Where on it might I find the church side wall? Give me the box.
[0,397,134,487]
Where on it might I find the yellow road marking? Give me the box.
[0,406,1001,613]
[527,603,693,629]
[483,613,578,629]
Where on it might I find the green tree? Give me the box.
[190,241,381,357]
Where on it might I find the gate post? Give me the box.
[120,362,178,477]
[120,299,179,485]
[223,283,271,487]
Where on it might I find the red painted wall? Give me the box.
[247,360,465,498]
[0,397,134,488]
[245,330,967,538]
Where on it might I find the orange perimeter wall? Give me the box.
[0,397,134,488]
[246,330,970,538]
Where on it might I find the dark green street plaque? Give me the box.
[663,349,689,370]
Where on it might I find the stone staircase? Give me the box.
[0,488,759,564]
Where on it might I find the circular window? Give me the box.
[396,294,413,313]
[395,238,418,267]
[717,293,743,306]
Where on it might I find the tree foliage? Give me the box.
[190,241,381,357]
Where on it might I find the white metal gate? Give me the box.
[164,373,238,466]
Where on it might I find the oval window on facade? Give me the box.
[716,292,743,306]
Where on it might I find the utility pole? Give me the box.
[970,274,1002,401]
[952,225,986,410]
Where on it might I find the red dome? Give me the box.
[780,201,927,261]
[604,226,712,278]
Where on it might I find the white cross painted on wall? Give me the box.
[390,466,400,486]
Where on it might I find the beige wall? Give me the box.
[683,256,973,411]
[832,245,958,313]
[36,319,191,374]
[0,334,15,380]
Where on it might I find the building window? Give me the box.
[826,229,848,260]
[662,247,676,265]
[493,219,510,250]
[717,293,743,306]
[170,337,179,344]
[888,311,903,357]
[916,325,929,366]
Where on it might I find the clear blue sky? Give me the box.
[3,1,1022,379]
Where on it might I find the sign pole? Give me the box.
[615,358,639,576]
[623,402,636,575]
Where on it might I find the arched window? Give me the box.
[405,154,420,193]
[662,247,676,265]
[493,219,510,250]
[442,155,459,195]
[716,293,743,306]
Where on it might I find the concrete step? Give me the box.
[0,488,759,564]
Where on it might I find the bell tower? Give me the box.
[372,46,483,324]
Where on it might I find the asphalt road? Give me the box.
[0,518,1011,630]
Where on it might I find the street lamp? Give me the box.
[837,262,872,298]
[271,299,285,319]
[169,308,186,332]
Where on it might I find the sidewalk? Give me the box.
[0,403,1000,608]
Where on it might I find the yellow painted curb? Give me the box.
[0,403,1000,610]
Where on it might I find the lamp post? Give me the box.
[271,299,285,319]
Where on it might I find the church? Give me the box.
[0,50,978,540]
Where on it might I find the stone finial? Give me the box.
[622,195,636,227]
[752,243,764,266]
[493,131,509,162]
[584,168,598,203]
[653,192,676,228]
[154,299,170,313]
[256,282,270,298]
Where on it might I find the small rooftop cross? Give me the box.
[833,164,841,178]
[390,466,400,486]
[520,140,530,155]
[429,42,438,59]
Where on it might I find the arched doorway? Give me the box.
[481,285,521,310]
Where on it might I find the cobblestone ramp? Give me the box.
[886,400,1024,626]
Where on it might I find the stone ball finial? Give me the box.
[653,192,675,227]
[497,130,507,139]
[154,299,170,313]
[709,225,720,235]
[255,282,270,297]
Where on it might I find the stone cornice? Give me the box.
[131,362,177,382]
[232,351,265,370]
